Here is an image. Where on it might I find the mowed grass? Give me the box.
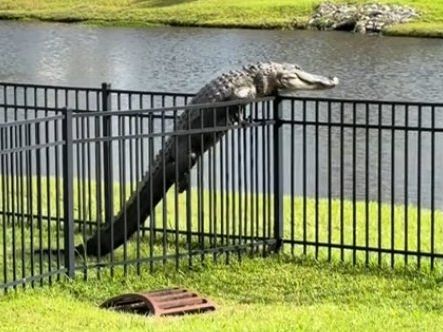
[2,256,443,331]
[2,176,443,330]
[0,0,442,37]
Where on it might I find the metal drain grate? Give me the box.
[100,287,216,317]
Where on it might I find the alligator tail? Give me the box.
[77,150,191,257]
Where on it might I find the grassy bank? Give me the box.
[2,256,443,331]
[0,0,442,38]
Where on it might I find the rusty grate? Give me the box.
[100,287,216,317]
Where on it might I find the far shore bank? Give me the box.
[0,0,442,38]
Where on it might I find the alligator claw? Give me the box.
[177,172,190,193]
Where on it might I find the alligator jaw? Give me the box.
[295,69,339,90]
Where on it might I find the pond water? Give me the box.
[1,21,443,207]
[1,21,443,101]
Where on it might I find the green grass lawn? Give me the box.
[1,175,443,285]
[2,175,443,330]
[0,0,442,37]
[2,256,443,331]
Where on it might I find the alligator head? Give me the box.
[276,63,339,91]
[244,62,339,96]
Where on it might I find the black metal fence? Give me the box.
[1,82,443,292]
[281,97,443,269]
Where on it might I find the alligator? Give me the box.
[75,61,339,256]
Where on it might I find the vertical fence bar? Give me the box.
[27,95,35,285]
[200,107,206,261]
[273,97,283,252]
[225,106,231,262]
[63,109,75,279]
[237,106,243,259]
[101,83,114,271]
[212,106,218,259]
[254,104,259,251]
[404,105,409,265]
[327,101,332,261]
[266,101,272,248]
[302,100,307,255]
[315,101,319,259]
[174,107,180,268]
[377,103,382,265]
[352,102,357,265]
[417,105,422,268]
[261,104,266,256]
[101,83,113,224]
[430,106,435,269]
[161,104,167,265]
[94,92,103,275]
[340,102,344,261]
[365,103,370,265]
[1,126,7,292]
[36,116,43,285]
[390,104,396,268]
[290,100,295,255]
[137,96,144,274]
[148,110,155,272]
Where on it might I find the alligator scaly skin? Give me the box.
[75,62,337,256]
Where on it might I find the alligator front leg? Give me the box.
[230,105,245,124]
[231,105,254,128]
[177,152,197,193]
[177,172,190,193]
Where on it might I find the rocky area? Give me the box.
[308,3,418,34]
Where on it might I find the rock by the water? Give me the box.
[308,3,418,34]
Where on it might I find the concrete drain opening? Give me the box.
[100,287,216,317]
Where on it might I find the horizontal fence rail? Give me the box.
[1,81,443,293]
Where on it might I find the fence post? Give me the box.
[101,83,114,229]
[273,96,283,253]
[62,108,75,278]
